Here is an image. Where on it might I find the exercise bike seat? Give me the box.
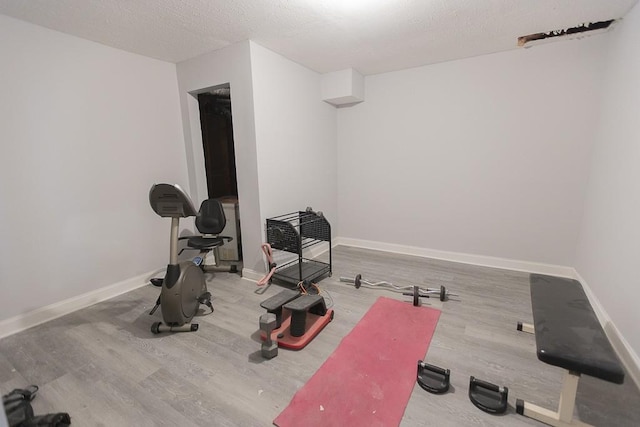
[179,199,232,252]
[186,235,227,250]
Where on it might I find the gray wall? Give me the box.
[575,4,640,362]
[0,15,187,322]
[249,42,338,234]
[175,42,339,276]
[175,42,264,273]
[336,35,608,267]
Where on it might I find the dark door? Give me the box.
[197,92,238,199]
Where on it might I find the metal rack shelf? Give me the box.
[266,208,331,286]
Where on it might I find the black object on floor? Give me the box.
[416,361,450,394]
[2,385,71,426]
[468,376,508,414]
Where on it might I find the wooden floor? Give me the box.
[2,246,639,426]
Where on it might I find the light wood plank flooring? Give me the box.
[2,246,639,426]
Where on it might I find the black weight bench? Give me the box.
[516,274,624,427]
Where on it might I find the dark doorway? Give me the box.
[197,88,238,199]
[196,85,242,265]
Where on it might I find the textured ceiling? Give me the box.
[0,0,637,75]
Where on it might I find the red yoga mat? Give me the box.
[274,296,441,427]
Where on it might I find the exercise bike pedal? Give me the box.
[149,295,161,315]
[469,376,509,414]
[150,278,163,287]
[417,361,450,394]
[198,292,214,313]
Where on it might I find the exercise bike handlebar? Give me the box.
[150,183,198,265]
[149,183,198,218]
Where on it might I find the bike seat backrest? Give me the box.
[149,183,198,218]
[195,199,226,234]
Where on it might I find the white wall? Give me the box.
[249,42,338,229]
[575,5,640,359]
[337,36,609,267]
[175,42,338,276]
[175,42,264,272]
[0,15,187,321]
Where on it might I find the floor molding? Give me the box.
[334,237,576,278]
[244,237,575,282]
[242,268,265,283]
[0,271,153,340]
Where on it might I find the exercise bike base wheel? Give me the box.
[151,322,199,334]
[151,322,161,334]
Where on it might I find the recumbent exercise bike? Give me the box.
[148,183,232,334]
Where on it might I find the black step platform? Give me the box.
[260,289,300,328]
[260,289,300,312]
[284,295,327,337]
[284,294,326,315]
[259,291,333,349]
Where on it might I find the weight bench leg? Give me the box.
[516,321,535,334]
[517,370,590,426]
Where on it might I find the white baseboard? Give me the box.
[0,271,154,340]
[573,271,640,388]
[247,236,574,280]
[334,237,576,278]
[242,268,265,283]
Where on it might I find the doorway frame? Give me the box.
[181,79,264,276]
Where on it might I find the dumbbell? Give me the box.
[403,286,432,306]
[259,313,278,359]
[404,284,457,302]
[422,285,457,302]
[403,285,459,305]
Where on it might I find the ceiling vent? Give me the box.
[518,20,616,47]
